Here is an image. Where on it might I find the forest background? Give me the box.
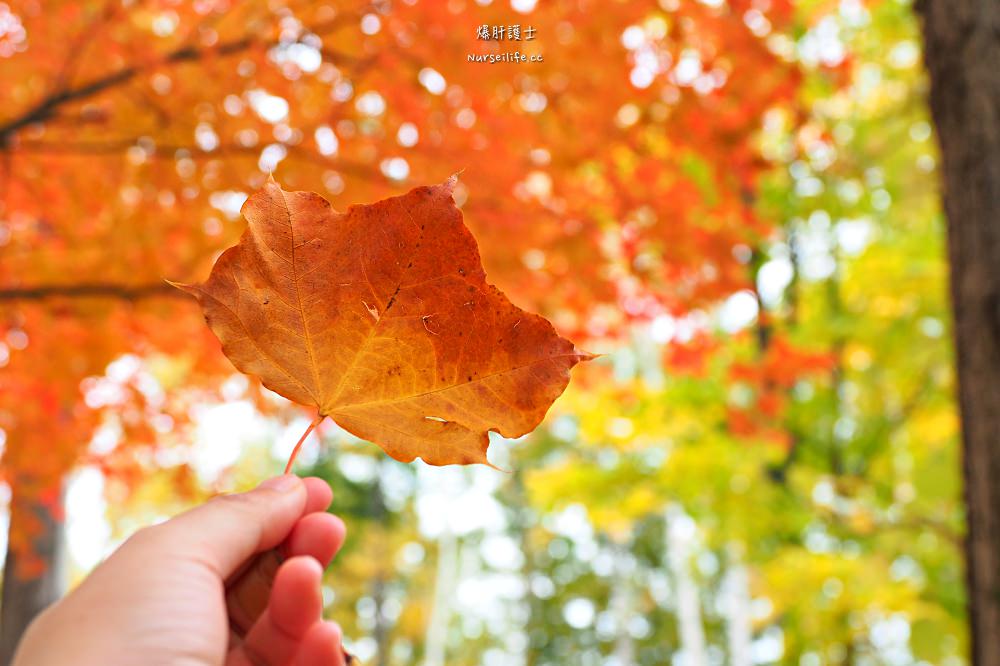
[0,0,978,664]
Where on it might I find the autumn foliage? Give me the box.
[0,0,972,662]
[0,0,823,571]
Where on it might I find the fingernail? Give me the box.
[260,474,299,492]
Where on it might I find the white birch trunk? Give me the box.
[666,505,707,666]
[612,546,636,665]
[723,553,751,666]
[422,528,457,666]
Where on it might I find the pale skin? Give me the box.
[13,475,351,666]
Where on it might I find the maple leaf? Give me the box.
[174,176,592,470]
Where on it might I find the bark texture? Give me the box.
[0,490,66,666]
[919,2,1000,664]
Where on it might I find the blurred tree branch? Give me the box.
[0,16,359,146]
[0,283,183,301]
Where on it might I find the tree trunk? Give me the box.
[422,528,457,666]
[369,471,391,666]
[665,505,707,666]
[918,2,1000,664]
[0,489,67,666]
[611,545,636,666]
[723,553,751,666]
[510,468,540,666]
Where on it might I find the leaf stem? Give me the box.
[285,414,326,474]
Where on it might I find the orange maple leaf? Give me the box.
[174,176,592,470]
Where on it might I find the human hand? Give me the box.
[13,475,351,666]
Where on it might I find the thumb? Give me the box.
[138,475,308,578]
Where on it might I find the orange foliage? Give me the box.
[0,0,817,567]
[727,335,836,445]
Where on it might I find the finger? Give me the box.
[278,477,335,559]
[225,646,257,666]
[143,475,307,578]
[226,550,281,636]
[293,622,347,666]
[269,556,325,639]
[286,513,346,568]
[227,513,345,634]
[238,556,325,665]
[302,477,334,514]
[228,476,332,578]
